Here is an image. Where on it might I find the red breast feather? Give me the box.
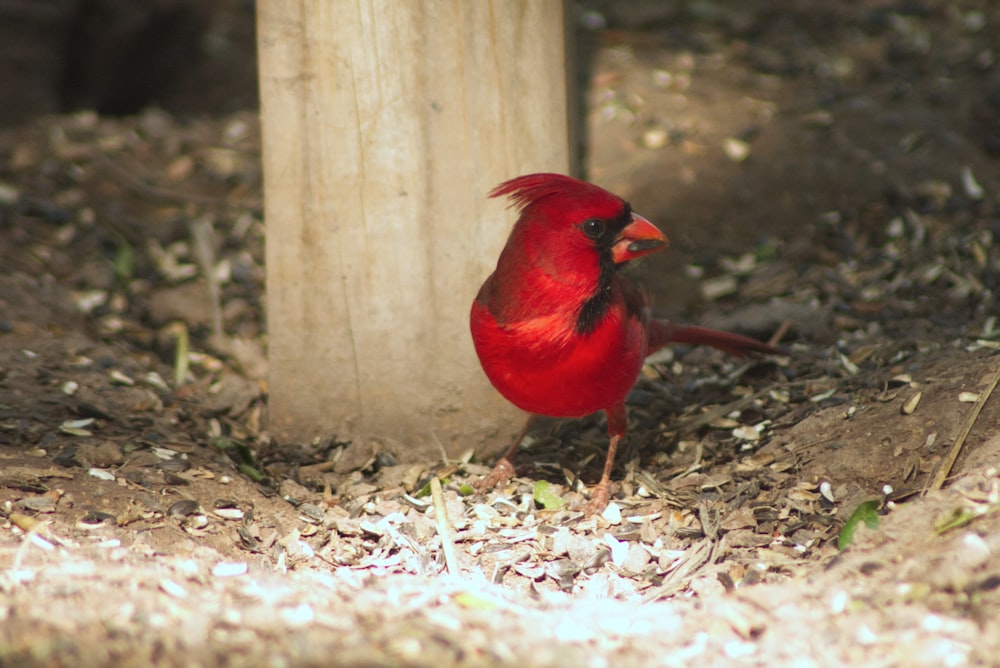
[470,174,658,418]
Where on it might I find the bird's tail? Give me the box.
[647,320,786,357]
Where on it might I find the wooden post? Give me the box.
[257,1,572,460]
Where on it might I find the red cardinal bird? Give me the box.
[471,173,784,513]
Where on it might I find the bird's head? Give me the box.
[490,173,667,278]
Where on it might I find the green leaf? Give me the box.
[213,437,265,482]
[533,480,566,510]
[112,235,135,285]
[414,478,439,498]
[838,500,880,550]
[171,323,189,387]
[237,463,265,482]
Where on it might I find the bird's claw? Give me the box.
[473,457,516,492]
[584,480,612,516]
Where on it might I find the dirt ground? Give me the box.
[3,1,1000,666]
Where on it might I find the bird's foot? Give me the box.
[473,457,516,492]
[584,480,612,516]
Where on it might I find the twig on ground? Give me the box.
[190,216,225,342]
[926,362,1000,492]
[431,477,460,576]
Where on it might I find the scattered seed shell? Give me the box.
[768,389,790,404]
[29,534,55,551]
[0,181,20,204]
[701,274,738,300]
[144,371,170,391]
[958,392,980,403]
[167,499,202,517]
[961,165,984,200]
[839,353,860,376]
[801,109,834,127]
[157,458,191,473]
[72,290,108,314]
[14,497,57,513]
[810,388,837,403]
[60,418,95,436]
[604,534,628,567]
[642,126,669,149]
[109,369,135,386]
[402,493,429,510]
[733,423,767,441]
[212,562,248,577]
[722,137,751,162]
[152,447,180,460]
[78,511,116,528]
[159,579,188,599]
[710,417,741,429]
[601,502,622,525]
[901,392,922,415]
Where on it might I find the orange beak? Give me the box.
[610,212,668,264]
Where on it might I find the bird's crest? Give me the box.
[489,173,624,220]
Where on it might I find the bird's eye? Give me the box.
[581,218,605,239]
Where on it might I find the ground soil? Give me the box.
[2,2,1000,666]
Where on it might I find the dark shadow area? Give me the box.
[0,0,257,125]
[579,0,999,338]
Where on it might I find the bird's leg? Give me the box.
[585,403,628,515]
[585,433,620,515]
[474,414,539,491]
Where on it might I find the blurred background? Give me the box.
[2,0,998,340]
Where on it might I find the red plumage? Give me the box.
[471,173,783,512]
